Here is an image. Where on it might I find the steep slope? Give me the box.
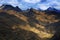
[0,10,41,40]
[0,5,60,40]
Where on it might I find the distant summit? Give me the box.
[0,4,60,12]
[0,4,22,12]
[47,7,57,11]
[45,7,60,15]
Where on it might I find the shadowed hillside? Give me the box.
[0,4,60,40]
[0,12,41,40]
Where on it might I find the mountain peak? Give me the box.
[0,4,22,12]
[47,7,57,11]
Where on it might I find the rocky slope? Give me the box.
[0,4,60,40]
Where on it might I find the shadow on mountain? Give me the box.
[0,12,27,26]
[50,31,60,40]
[27,17,40,27]
[45,21,60,40]
[23,8,40,27]
[45,21,60,32]
[50,21,60,40]
[0,12,41,40]
[45,10,60,19]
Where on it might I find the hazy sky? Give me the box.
[0,0,60,10]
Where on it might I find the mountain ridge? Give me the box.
[0,4,60,11]
[0,4,60,40]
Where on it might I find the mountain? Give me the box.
[0,4,60,40]
[46,7,57,11]
[0,4,22,12]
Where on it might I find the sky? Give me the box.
[0,0,60,10]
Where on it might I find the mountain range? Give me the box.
[0,4,60,40]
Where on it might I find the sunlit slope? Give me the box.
[0,8,60,40]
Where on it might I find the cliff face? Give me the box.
[0,5,60,40]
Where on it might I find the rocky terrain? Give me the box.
[0,4,60,40]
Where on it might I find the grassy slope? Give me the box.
[0,9,60,40]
